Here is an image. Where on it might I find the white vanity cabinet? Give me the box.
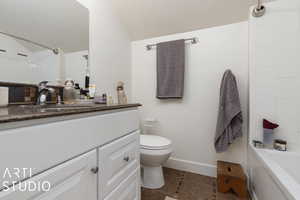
[0,109,141,200]
[0,150,98,200]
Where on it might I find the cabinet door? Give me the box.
[99,131,140,199]
[0,150,97,200]
[104,168,140,200]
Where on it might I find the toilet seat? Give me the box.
[140,135,172,150]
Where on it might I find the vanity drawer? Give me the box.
[99,131,140,198]
[104,168,140,200]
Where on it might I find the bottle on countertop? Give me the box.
[83,55,90,90]
[102,93,107,103]
[116,81,128,105]
[89,84,96,99]
[63,79,76,103]
[107,95,114,106]
[74,83,81,99]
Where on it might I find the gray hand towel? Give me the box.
[215,70,243,153]
[156,39,185,99]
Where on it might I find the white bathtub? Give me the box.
[249,146,300,200]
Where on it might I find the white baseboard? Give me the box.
[163,157,217,177]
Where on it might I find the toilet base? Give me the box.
[141,165,165,189]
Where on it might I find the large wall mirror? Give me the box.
[0,0,89,88]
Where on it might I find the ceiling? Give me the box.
[0,0,89,53]
[0,0,272,49]
[110,0,270,41]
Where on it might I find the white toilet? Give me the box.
[140,134,172,189]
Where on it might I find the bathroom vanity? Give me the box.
[0,0,141,199]
[0,104,141,200]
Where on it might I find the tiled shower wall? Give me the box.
[249,0,300,151]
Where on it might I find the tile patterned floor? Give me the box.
[141,168,249,200]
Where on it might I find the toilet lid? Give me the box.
[140,135,172,150]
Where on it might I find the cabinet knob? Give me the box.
[123,156,130,162]
[91,167,99,174]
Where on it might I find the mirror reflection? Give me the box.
[0,0,89,88]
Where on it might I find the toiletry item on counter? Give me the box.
[263,119,279,147]
[63,79,76,103]
[83,55,90,89]
[0,87,8,107]
[74,83,81,99]
[273,139,287,151]
[117,81,128,105]
[85,74,90,89]
[80,88,89,99]
[102,93,107,103]
[89,84,96,99]
[107,95,114,106]
[94,93,107,104]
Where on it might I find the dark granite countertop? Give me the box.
[0,103,141,124]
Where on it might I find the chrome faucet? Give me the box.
[37,81,56,106]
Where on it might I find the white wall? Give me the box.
[77,0,132,100]
[249,0,300,152]
[131,22,249,176]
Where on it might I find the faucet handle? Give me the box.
[38,81,49,87]
[38,81,49,91]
